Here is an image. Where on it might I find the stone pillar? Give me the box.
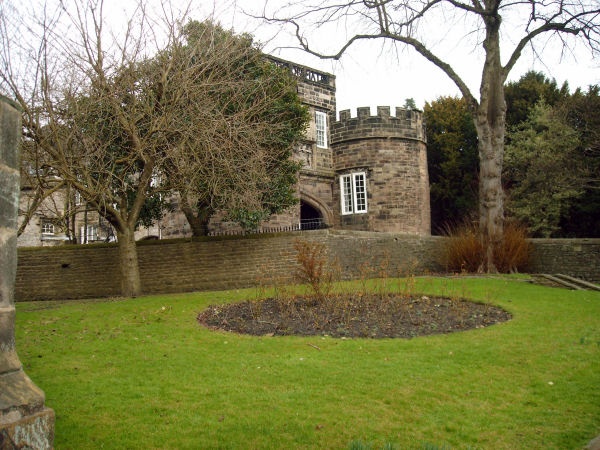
[0,96,54,448]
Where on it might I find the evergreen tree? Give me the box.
[504,102,585,237]
[424,97,478,233]
[557,85,600,236]
[505,71,570,128]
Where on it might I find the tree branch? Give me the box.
[504,6,600,78]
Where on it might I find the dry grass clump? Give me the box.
[441,220,531,273]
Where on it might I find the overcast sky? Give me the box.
[111,0,600,115]
[213,0,600,115]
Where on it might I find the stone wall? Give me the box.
[528,238,600,281]
[298,172,335,225]
[15,232,600,302]
[280,58,337,225]
[270,55,336,175]
[15,231,443,302]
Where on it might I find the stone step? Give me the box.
[539,274,600,291]
[555,274,600,291]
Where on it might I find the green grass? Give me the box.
[15,277,600,449]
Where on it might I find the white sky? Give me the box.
[219,0,600,114]
[107,0,600,114]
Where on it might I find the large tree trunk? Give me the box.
[116,227,142,297]
[475,13,506,273]
[475,111,505,272]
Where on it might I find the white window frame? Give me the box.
[340,172,368,215]
[315,111,328,149]
[80,225,98,243]
[340,174,353,215]
[41,221,55,235]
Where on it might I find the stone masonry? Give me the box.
[0,96,54,448]
[331,106,430,234]
[268,56,338,228]
[14,232,600,302]
[269,58,431,235]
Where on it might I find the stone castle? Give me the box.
[270,57,430,235]
[17,57,430,246]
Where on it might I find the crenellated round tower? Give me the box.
[330,106,430,234]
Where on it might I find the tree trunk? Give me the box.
[476,112,505,272]
[475,14,506,273]
[181,196,214,237]
[116,227,142,297]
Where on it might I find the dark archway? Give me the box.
[300,201,325,230]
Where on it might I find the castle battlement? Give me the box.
[337,106,421,121]
[331,106,425,144]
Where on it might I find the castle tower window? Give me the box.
[315,111,328,148]
[340,172,368,215]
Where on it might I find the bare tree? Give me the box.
[256,0,600,271]
[1,0,308,296]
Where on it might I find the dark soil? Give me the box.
[197,294,511,339]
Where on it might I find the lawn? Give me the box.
[15,277,600,449]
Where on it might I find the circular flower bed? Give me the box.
[197,294,511,339]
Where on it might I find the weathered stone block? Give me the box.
[0,408,55,450]
[586,434,600,450]
[0,97,21,170]
[0,171,19,231]
[0,370,45,414]
[0,308,20,374]
[0,232,17,308]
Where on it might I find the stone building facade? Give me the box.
[17,57,430,246]
[268,57,430,235]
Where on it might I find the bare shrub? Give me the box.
[442,220,531,273]
[293,239,336,304]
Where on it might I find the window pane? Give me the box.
[80,225,98,243]
[88,226,98,241]
[315,111,327,148]
[340,174,353,214]
[353,173,367,213]
[41,222,55,234]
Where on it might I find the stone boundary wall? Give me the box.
[528,238,600,281]
[15,231,442,301]
[15,231,600,302]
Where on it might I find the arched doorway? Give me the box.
[300,201,325,230]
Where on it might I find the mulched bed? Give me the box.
[197,294,511,339]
